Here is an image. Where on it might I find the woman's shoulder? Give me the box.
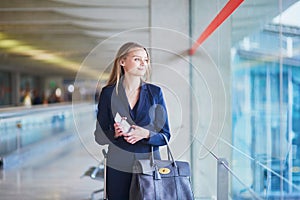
[143,83,163,97]
[100,84,115,95]
[143,83,161,92]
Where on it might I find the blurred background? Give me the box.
[0,0,300,199]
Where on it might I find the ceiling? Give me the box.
[0,0,298,80]
[0,0,149,79]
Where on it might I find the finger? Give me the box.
[124,136,130,142]
[115,129,122,134]
[114,131,122,138]
[123,132,132,137]
[128,139,136,144]
[125,136,134,144]
[116,129,121,133]
[130,137,139,144]
[131,125,137,129]
[124,135,131,140]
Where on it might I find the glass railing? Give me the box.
[194,132,300,200]
[0,103,95,158]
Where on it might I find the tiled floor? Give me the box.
[0,136,105,200]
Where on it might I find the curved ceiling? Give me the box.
[0,0,149,79]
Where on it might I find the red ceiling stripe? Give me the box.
[189,0,244,55]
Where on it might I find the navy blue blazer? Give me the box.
[94,80,171,171]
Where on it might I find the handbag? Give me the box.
[129,135,194,200]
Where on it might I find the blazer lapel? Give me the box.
[111,80,135,125]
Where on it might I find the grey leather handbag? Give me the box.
[129,136,194,200]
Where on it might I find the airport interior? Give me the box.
[1,0,300,199]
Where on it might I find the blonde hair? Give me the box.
[106,42,151,87]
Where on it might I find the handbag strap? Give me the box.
[150,134,177,168]
[162,134,176,166]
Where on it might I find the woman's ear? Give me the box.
[119,59,125,67]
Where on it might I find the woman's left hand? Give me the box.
[123,125,150,144]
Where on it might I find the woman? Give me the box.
[94,42,171,200]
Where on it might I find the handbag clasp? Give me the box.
[159,167,171,175]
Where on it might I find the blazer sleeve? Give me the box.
[143,87,171,146]
[94,88,115,145]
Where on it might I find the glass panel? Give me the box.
[232,1,300,199]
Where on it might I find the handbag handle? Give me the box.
[150,134,177,168]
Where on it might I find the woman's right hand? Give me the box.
[114,122,124,138]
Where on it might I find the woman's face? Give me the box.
[120,47,149,77]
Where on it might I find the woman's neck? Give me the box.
[123,75,141,92]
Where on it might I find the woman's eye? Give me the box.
[134,58,140,61]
